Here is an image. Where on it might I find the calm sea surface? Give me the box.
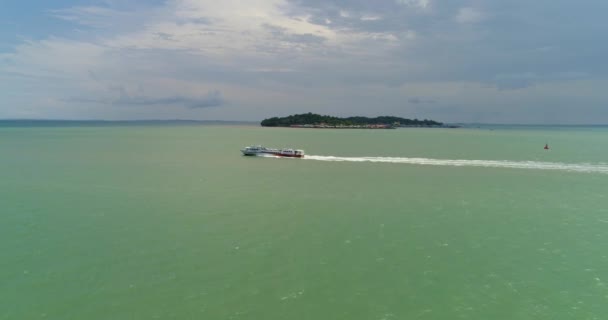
[2,124,608,319]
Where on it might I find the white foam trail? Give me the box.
[303,155,608,174]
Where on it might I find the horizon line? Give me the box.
[1,119,607,126]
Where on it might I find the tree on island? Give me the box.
[260,113,442,127]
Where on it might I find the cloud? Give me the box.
[492,73,537,90]
[408,97,435,104]
[66,87,224,109]
[361,15,382,21]
[490,71,592,91]
[1,0,608,123]
[51,6,125,28]
[261,24,327,44]
[395,0,430,10]
[455,7,485,24]
[121,90,224,109]
[247,68,296,73]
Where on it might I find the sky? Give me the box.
[1,0,607,123]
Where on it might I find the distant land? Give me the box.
[261,113,447,129]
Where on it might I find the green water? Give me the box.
[2,125,608,319]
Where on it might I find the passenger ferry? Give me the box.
[241,145,305,158]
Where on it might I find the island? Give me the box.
[260,113,444,129]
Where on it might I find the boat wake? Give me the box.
[303,155,608,174]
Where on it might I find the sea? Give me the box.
[1,121,607,320]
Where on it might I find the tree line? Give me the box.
[261,113,443,127]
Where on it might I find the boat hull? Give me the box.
[273,153,303,158]
[241,150,303,158]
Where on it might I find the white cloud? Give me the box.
[2,0,608,123]
[396,0,430,10]
[0,0,407,119]
[455,7,485,24]
[361,15,382,21]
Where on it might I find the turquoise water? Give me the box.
[1,124,608,319]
